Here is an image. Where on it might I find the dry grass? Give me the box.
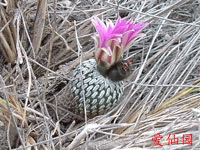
[0,0,200,149]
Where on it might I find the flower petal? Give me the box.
[105,39,122,64]
[92,17,108,47]
[92,16,148,70]
[112,17,129,34]
[106,18,114,33]
[124,33,145,52]
[105,38,121,52]
[92,34,101,49]
[91,17,107,36]
[127,22,149,43]
[110,45,122,65]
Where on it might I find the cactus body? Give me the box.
[72,59,124,117]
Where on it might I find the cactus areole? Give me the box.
[72,17,148,117]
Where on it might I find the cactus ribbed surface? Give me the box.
[72,59,124,117]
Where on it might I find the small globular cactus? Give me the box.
[72,17,148,117]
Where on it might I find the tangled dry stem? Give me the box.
[0,0,200,149]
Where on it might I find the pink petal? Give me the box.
[110,45,122,65]
[98,48,112,66]
[106,18,114,33]
[112,18,129,34]
[92,16,149,67]
[91,17,107,36]
[121,30,134,51]
[124,33,145,52]
[105,38,121,52]
[92,34,101,49]
[126,22,149,44]
[91,17,108,47]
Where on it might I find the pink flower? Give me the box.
[92,17,148,69]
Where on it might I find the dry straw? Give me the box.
[0,0,200,149]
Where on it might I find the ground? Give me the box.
[0,0,200,149]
